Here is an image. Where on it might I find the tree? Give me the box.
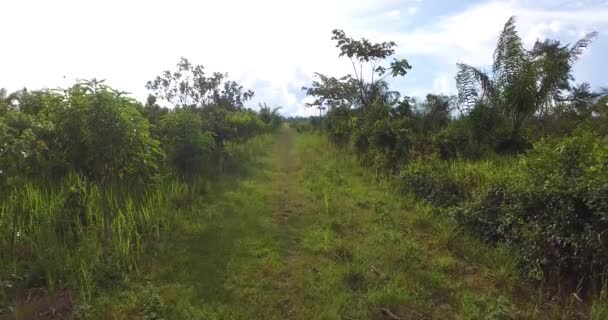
[0,89,65,186]
[228,110,266,142]
[55,79,164,259]
[159,109,214,179]
[456,16,597,137]
[560,83,607,118]
[303,30,411,112]
[330,29,411,105]
[303,74,360,111]
[422,94,453,133]
[142,95,169,138]
[258,103,283,128]
[146,57,254,109]
[0,88,8,116]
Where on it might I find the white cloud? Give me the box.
[2,0,409,116]
[384,0,608,64]
[387,9,401,20]
[0,0,607,116]
[432,73,455,95]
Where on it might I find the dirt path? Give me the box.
[276,126,299,318]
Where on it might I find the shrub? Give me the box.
[452,131,608,284]
[398,159,466,207]
[437,121,472,160]
[159,110,215,179]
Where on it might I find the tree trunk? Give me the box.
[97,180,112,262]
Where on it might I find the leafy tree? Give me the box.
[55,79,164,259]
[0,88,9,116]
[142,95,170,138]
[303,30,412,112]
[0,90,65,185]
[159,109,214,179]
[146,57,253,109]
[213,81,255,111]
[303,74,360,111]
[561,83,607,118]
[228,110,266,142]
[456,16,597,137]
[422,94,453,134]
[330,29,411,105]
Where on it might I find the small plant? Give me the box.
[590,290,608,320]
[483,296,514,320]
[143,284,166,320]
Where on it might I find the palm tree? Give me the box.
[258,103,282,127]
[456,16,597,136]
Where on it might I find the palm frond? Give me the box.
[493,16,527,88]
[271,106,283,116]
[456,63,496,110]
[569,31,598,63]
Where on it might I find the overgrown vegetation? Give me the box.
[1,13,607,319]
[0,58,282,316]
[302,16,608,313]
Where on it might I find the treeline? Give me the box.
[0,58,281,308]
[301,17,608,300]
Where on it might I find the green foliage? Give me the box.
[450,131,608,283]
[303,30,410,113]
[53,79,165,258]
[330,29,411,105]
[56,80,164,185]
[145,57,253,110]
[590,287,608,320]
[0,91,65,187]
[456,17,597,138]
[258,103,283,129]
[436,121,473,160]
[159,109,214,179]
[0,70,275,316]
[143,284,166,320]
[399,158,466,207]
[400,131,608,287]
[227,109,266,142]
[307,22,605,304]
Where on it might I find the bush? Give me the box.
[399,158,466,207]
[160,110,215,179]
[437,121,472,160]
[452,131,608,284]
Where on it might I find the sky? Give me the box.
[1,0,607,116]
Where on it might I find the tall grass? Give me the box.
[0,134,272,309]
[0,176,186,300]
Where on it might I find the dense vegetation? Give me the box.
[1,14,607,319]
[0,58,281,317]
[302,16,608,308]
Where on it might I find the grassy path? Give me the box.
[96,126,565,319]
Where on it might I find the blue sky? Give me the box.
[1,0,607,116]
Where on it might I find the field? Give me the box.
[59,126,590,319]
[2,11,608,319]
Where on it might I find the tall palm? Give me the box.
[456,16,597,135]
[258,103,282,125]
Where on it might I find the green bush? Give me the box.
[452,131,608,283]
[398,158,466,207]
[437,121,472,160]
[159,110,215,179]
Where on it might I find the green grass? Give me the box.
[286,132,568,319]
[14,126,591,319]
[81,132,287,319]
